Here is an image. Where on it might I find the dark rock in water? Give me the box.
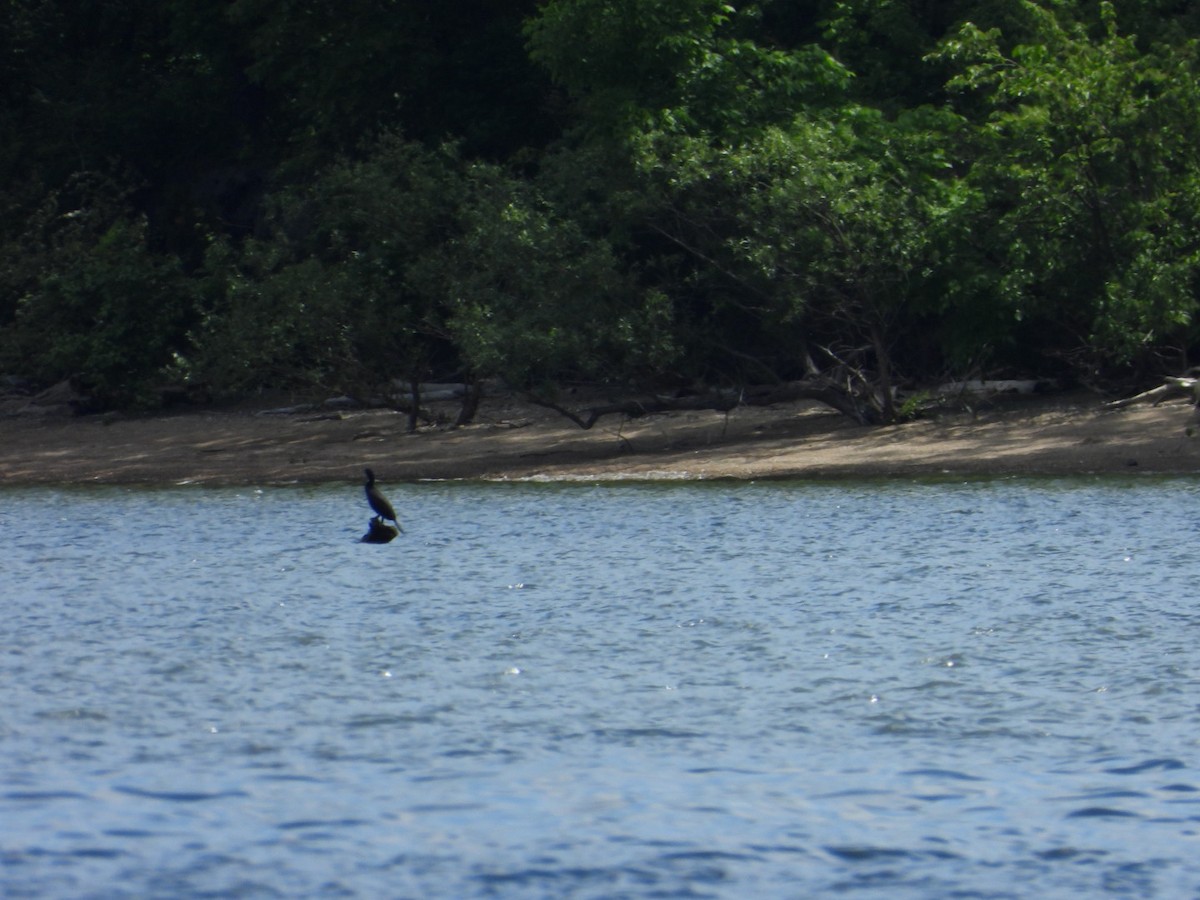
[361,516,400,544]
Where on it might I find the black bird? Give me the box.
[364,468,402,532]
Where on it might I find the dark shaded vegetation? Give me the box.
[2,0,1199,421]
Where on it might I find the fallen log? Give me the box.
[524,391,741,429]
[739,382,881,424]
[934,379,1050,397]
[1105,377,1199,409]
[524,379,882,430]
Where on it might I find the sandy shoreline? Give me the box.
[2,389,1199,486]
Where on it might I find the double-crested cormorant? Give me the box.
[364,468,402,532]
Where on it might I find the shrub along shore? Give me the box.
[3,3,1200,425]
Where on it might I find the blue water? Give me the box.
[2,477,1200,898]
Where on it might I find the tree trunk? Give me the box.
[406,377,421,433]
[456,378,483,426]
[869,322,897,423]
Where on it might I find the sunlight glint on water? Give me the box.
[2,478,1200,898]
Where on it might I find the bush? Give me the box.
[0,176,196,408]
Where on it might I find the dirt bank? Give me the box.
[1,389,1197,485]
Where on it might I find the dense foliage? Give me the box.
[2,0,1199,417]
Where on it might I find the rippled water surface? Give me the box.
[3,477,1200,898]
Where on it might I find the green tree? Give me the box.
[423,166,676,398]
[194,133,672,420]
[936,1,1200,376]
[634,103,970,421]
[526,0,849,140]
[0,174,197,407]
[194,136,467,410]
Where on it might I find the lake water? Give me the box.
[2,477,1200,898]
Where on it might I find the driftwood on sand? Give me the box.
[1105,377,1200,410]
[523,379,897,430]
